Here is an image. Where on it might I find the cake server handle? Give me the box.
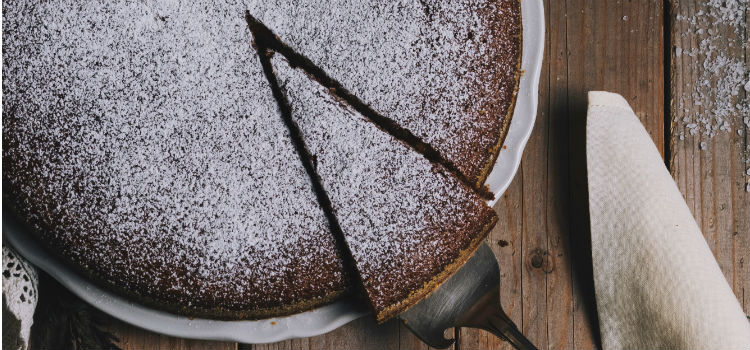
[458,286,539,350]
[482,308,539,350]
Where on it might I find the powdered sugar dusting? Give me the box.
[246,0,521,181]
[673,0,749,141]
[3,0,345,313]
[672,0,749,190]
[273,55,495,313]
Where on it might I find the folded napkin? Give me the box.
[586,91,750,349]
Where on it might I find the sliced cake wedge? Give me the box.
[267,53,498,322]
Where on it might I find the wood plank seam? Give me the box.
[664,0,673,171]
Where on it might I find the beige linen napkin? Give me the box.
[586,91,750,349]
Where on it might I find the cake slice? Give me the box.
[267,53,498,322]
[246,0,522,188]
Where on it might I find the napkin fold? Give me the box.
[586,91,750,349]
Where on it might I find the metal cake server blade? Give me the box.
[399,243,538,350]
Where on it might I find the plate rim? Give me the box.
[486,0,545,207]
[2,0,544,344]
[2,212,369,344]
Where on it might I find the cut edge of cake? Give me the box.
[245,11,501,200]
[257,41,500,322]
[374,217,497,322]
[245,0,523,194]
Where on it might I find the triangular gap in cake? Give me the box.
[261,49,499,322]
[244,11,494,200]
[252,44,365,303]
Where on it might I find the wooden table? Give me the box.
[90,0,750,348]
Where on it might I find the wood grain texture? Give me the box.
[669,0,750,314]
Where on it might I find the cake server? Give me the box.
[399,243,538,350]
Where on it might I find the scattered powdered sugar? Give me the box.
[273,55,494,313]
[673,0,749,144]
[3,0,345,310]
[246,0,521,181]
[673,0,750,190]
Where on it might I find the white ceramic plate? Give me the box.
[486,0,545,207]
[3,0,544,344]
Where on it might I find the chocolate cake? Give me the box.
[269,54,498,322]
[3,0,521,320]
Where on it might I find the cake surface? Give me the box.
[3,0,521,320]
[247,0,522,187]
[2,0,346,319]
[271,55,498,322]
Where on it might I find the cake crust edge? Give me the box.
[373,213,498,323]
[3,195,350,321]
[473,0,524,190]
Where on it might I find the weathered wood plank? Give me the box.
[544,0,575,347]
[518,37,553,350]
[669,0,750,314]
[108,320,236,350]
